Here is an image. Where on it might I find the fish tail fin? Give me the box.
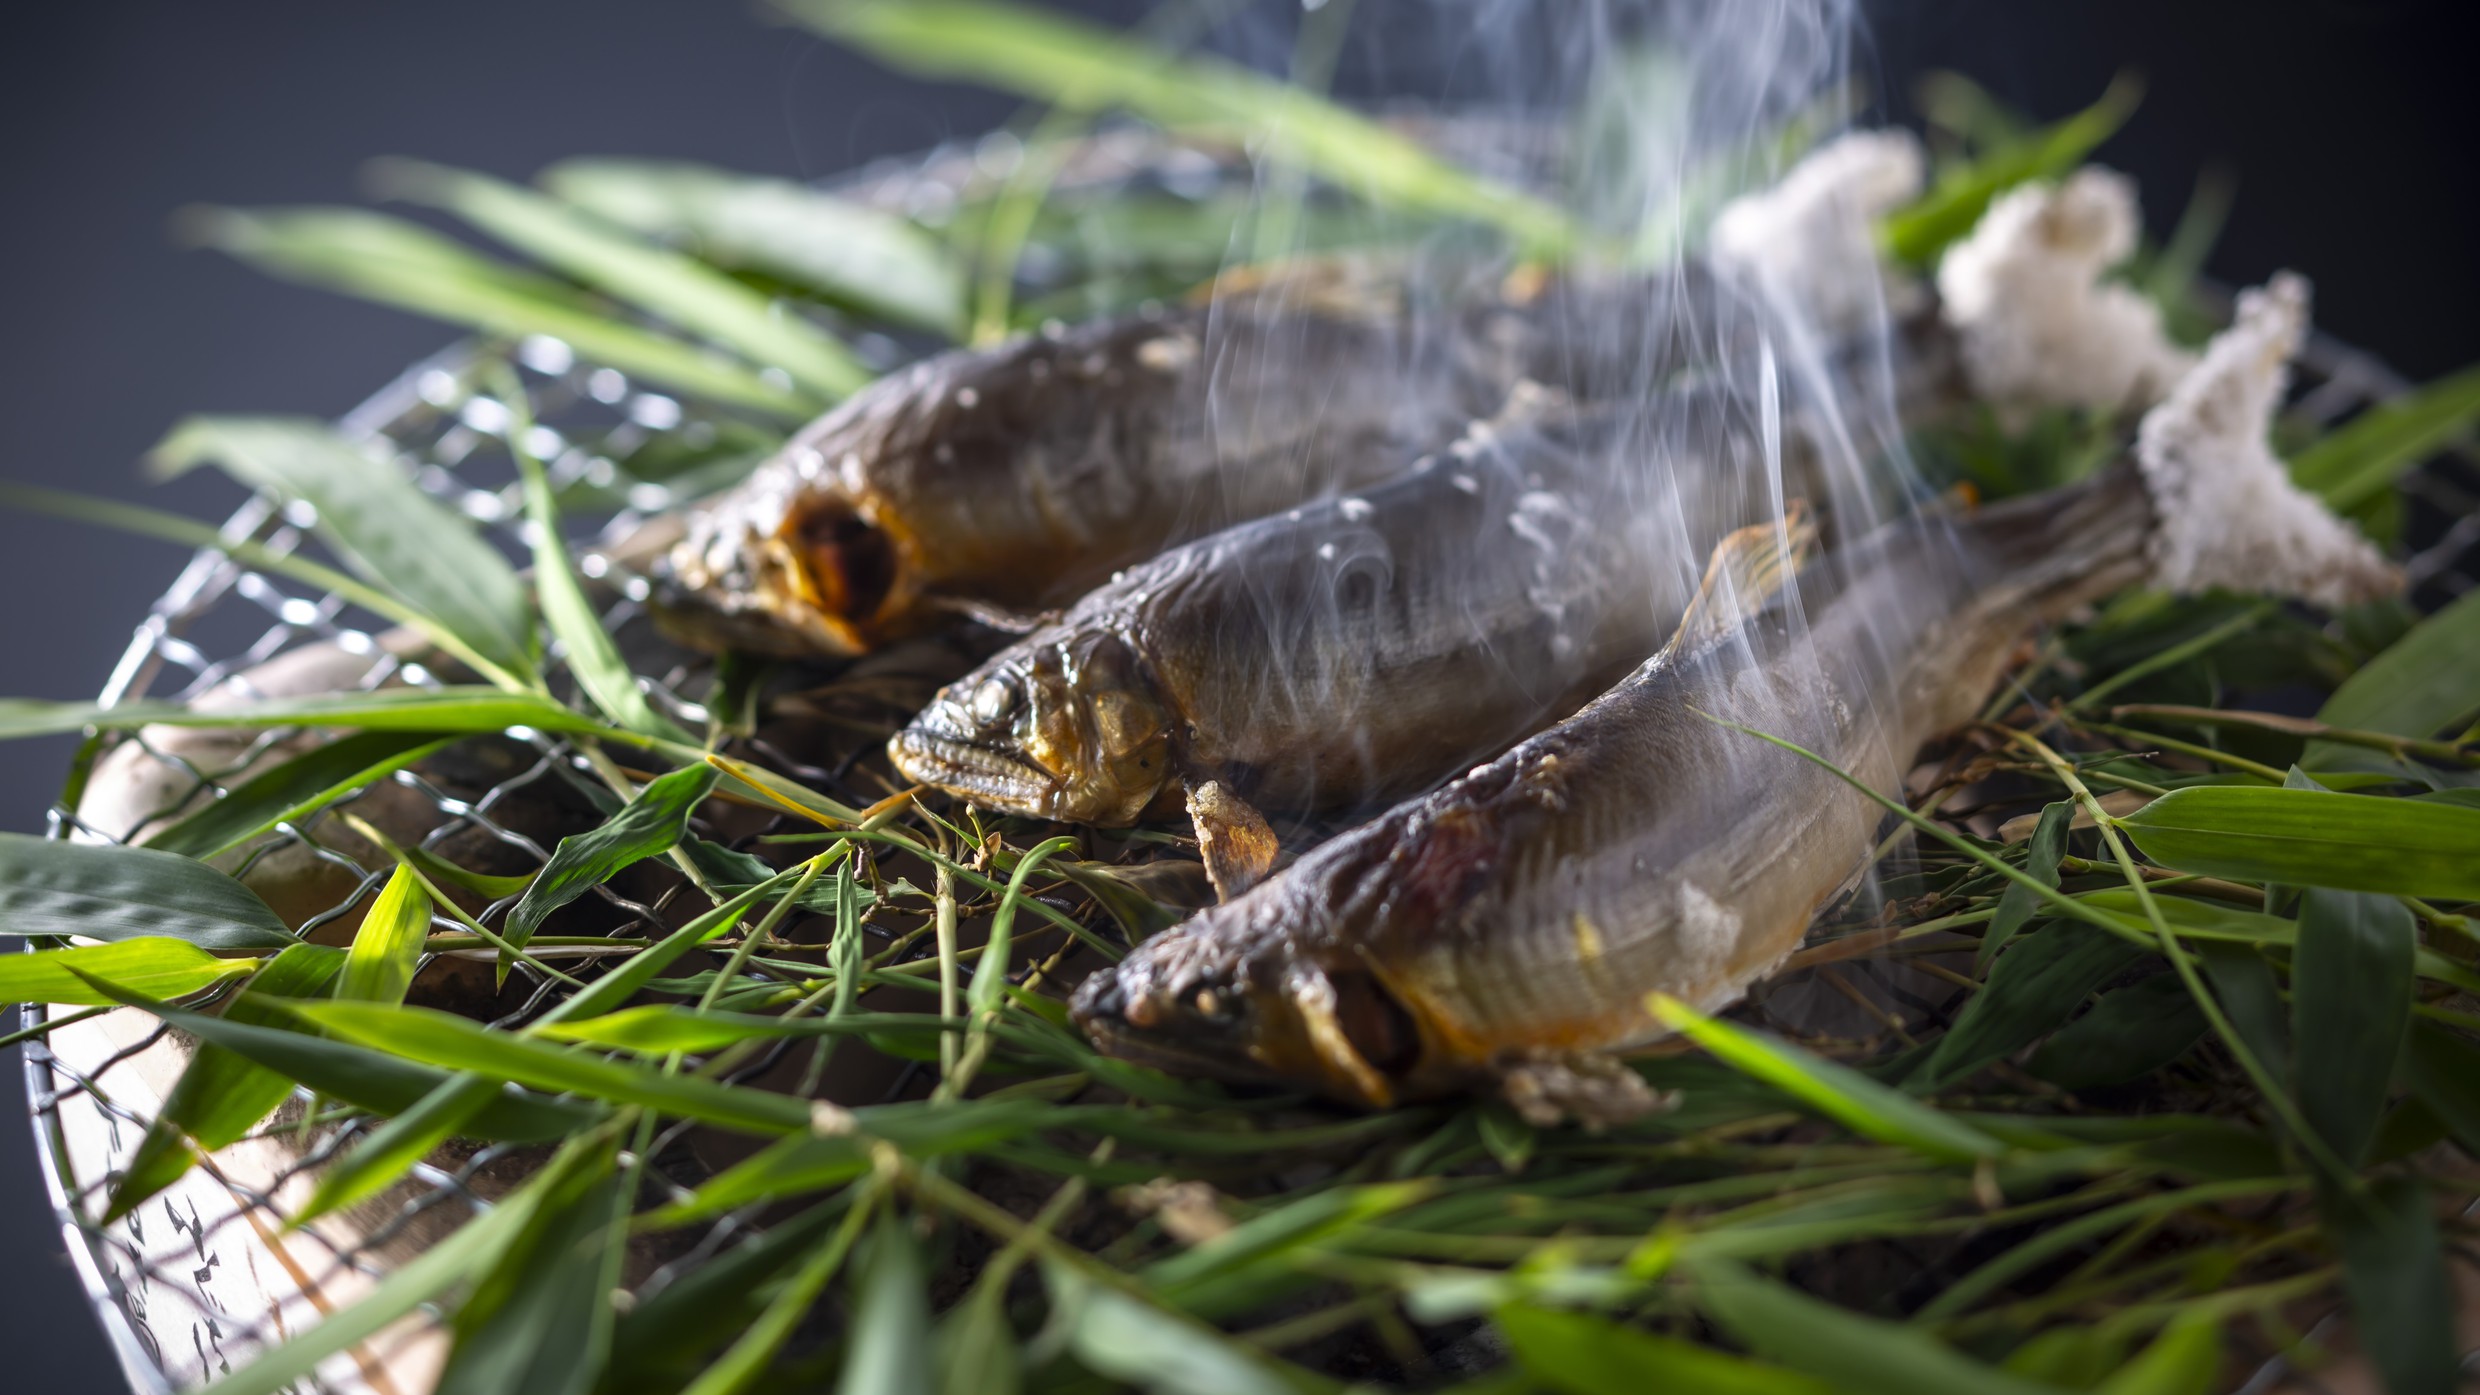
[1665,500,1819,656]
[2133,273,2401,609]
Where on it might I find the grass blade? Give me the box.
[1881,74,2141,266]
[681,1191,874,1395]
[2292,890,2415,1164]
[1982,799,2070,971]
[340,863,432,1005]
[2092,1313,2221,1395]
[2024,973,2208,1089]
[490,368,689,742]
[143,731,453,859]
[376,160,865,401]
[505,763,720,949]
[289,999,813,1135]
[1691,1256,2062,1395]
[294,1072,503,1227]
[840,1211,933,1395]
[1922,922,2148,1089]
[1039,1257,1305,1395]
[436,1132,625,1395]
[777,0,1576,254]
[2289,361,2480,510]
[2311,589,2480,762]
[1650,995,2005,1163]
[2324,1175,2457,1395]
[541,158,966,336]
[2113,786,2480,900]
[188,206,812,416]
[0,686,615,742]
[153,415,538,689]
[0,833,297,950]
[106,943,343,1222]
[1498,1303,1831,1395]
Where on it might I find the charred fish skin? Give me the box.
[887,390,1781,828]
[652,262,1709,660]
[1072,466,2162,1114]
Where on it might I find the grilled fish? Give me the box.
[886,389,1792,845]
[654,262,1717,657]
[1069,275,2397,1121]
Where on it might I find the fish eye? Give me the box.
[969,678,1019,729]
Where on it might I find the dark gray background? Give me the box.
[2,1,2471,1387]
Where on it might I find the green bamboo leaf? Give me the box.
[1691,1256,2063,1395]
[609,1202,843,1383]
[0,939,262,1005]
[496,379,690,744]
[405,846,535,900]
[681,1196,873,1395]
[505,763,719,949]
[2403,1022,2480,1160]
[187,206,812,417]
[339,862,432,1006]
[1650,995,2004,1163]
[841,1213,932,1395]
[1142,1181,1436,1317]
[2025,972,2208,1089]
[377,160,864,400]
[1039,1258,1305,1395]
[1982,799,2070,971]
[2290,362,2480,510]
[106,943,344,1222]
[1498,1303,1830,1395]
[2310,589,2480,768]
[143,731,453,860]
[2323,1175,2457,1395]
[0,833,296,950]
[2114,786,2480,900]
[192,1151,557,1395]
[295,1072,503,1227]
[2292,889,2415,1164]
[153,416,538,688]
[1923,922,2149,1089]
[936,1281,1025,1395]
[290,999,812,1134]
[541,158,967,336]
[543,870,805,1025]
[2197,940,2289,1086]
[0,687,615,742]
[535,1006,955,1054]
[648,1099,1073,1224]
[2092,1312,2222,1395]
[1881,74,2142,266]
[134,1001,599,1141]
[436,1132,625,1395]
[777,0,1576,254]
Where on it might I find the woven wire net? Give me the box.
[15,132,2480,1394]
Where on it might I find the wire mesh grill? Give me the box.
[16,132,2480,1394]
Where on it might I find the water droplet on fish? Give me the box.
[1338,497,1373,521]
[1317,542,1337,561]
[1451,474,1479,493]
[955,387,981,409]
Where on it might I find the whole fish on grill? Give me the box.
[651,261,1757,658]
[886,387,1814,896]
[1069,276,2399,1123]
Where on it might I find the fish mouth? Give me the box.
[887,725,1059,815]
[1070,972,1288,1087]
[646,571,870,659]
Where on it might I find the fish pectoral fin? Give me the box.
[1185,779,1280,903]
[1662,501,1820,658]
[1496,1051,1677,1131]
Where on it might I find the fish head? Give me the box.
[889,629,1176,825]
[1069,915,1422,1108]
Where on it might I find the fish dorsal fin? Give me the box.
[1662,502,1817,658]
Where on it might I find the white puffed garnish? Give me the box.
[2135,273,2397,608]
[1710,130,1926,331]
[1937,167,2193,421]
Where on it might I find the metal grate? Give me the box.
[17,139,2480,1394]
